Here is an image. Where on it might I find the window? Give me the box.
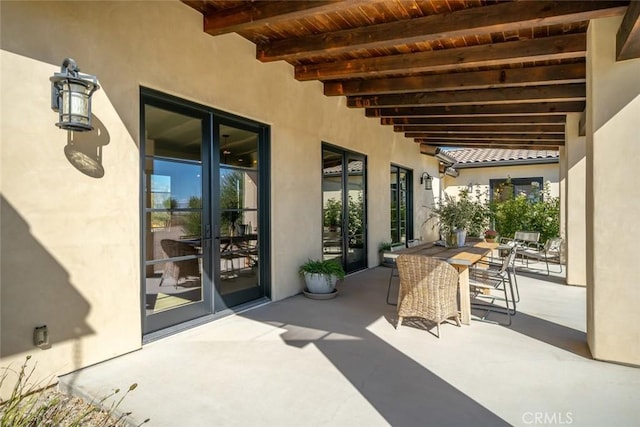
[390,165,413,244]
[490,177,544,203]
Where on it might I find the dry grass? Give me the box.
[1,356,149,426]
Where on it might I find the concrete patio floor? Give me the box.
[59,262,640,427]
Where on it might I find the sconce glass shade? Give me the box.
[421,172,433,190]
[51,58,99,131]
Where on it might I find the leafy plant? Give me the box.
[298,259,345,279]
[429,187,489,236]
[378,241,392,252]
[0,356,149,426]
[323,198,341,229]
[490,181,559,242]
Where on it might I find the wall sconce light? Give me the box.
[420,172,433,190]
[50,58,100,131]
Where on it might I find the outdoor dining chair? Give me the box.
[395,254,461,338]
[159,239,201,288]
[384,242,407,305]
[469,245,518,326]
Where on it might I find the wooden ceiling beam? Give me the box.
[421,142,562,150]
[203,1,349,36]
[407,133,565,141]
[382,116,567,126]
[394,124,566,134]
[617,0,640,60]
[257,1,626,62]
[324,63,585,96]
[295,33,586,81]
[347,83,585,108]
[414,139,564,147]
[367,102,585,117]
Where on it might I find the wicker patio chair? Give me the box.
[395,254,461,338]
[159,239,201,288]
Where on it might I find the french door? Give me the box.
[322,144,367,274]
[141,89,269,335]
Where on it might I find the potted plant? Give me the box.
[484,229,498,242]
[378,241,392,265]
[299,258,345,296]
[429,194,471,247]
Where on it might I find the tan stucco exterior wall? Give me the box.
[1,1,436,389]
[586,17,640,365]
[565,113,587,286]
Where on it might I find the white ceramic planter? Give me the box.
[303,272,338,294]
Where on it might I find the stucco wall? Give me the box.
[1,1,437,387]
[586,17,640,365]
[565,114,587,286]
[442,163,560,201]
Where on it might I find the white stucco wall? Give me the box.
[442,163,560,201]
[0,1,437,389]
[586,17,640,365]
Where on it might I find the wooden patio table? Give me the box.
[393,239,498,325]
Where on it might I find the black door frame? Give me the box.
[140,87,270,337]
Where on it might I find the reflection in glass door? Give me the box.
[141,89,270,336]
[142,103,210,334]
[215,123,263,308]
[322,144,367,274]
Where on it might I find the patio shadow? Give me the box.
[243,270,510,427]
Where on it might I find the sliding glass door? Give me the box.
[322,144,367,274]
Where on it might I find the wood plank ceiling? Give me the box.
[183,0,637,152]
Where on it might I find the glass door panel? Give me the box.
[346,155,366,272]
[322,145,366,274]
[216,124,262,307]
[143,103,210,334]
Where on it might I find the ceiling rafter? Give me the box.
[347,83,585,108]
[203,1,344,36]
[257,0,626,62]
[184,0,636,149]
[366,102,586,118]
[324,63,586,96]
[381,116,567,126]
[393,124,566,134]
[617,0,640,60]
[295,33,587,81]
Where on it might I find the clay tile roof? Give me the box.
[444,148,559,167]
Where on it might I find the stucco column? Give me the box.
[565,113,586,287]
[586,17,640,365]
[559,146,567,264]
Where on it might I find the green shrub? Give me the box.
[491,182,560,242]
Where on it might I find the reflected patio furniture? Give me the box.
[220,234,258,279]
[395,254,461,338]
[469,245,517,326]
[384,242,408,305]
[159,239,201,288]
[520,237,563,275]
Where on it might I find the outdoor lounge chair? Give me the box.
[520,237,563,275]
[395,254,461,337]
